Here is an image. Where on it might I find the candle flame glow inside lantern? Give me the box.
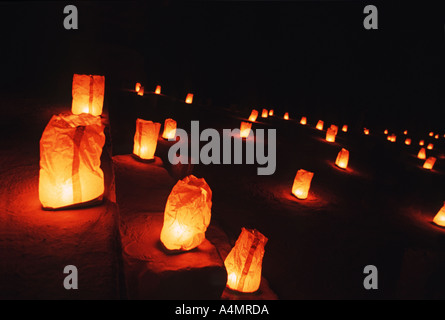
[418,148,426,160]
[342,125,348,133]
[135,83,141,92]
[137,86,144,96]
[423,157,436,170]
[316,120,324,131]
[427,143,434,150]
[419,140,425,146]
[155,85,161,94]
[326,128,336,142]
[240,121,252,138]
[433,204,445,227]
[71,74,105,116]
[39,113,105,209]
[249,109,259,122]
[335,148,349,169]
[261,109,268,118]
[364,128,370,135]
[268,109,274,116]
[284,112,289,120]
[224,228,268,293]
[133,119,161,160]
[185,93,193,104]
[405,138,412,145]
[160,175,212,251]
[162,118,177,140]
[300,117,307,125]
[292,169,314,200]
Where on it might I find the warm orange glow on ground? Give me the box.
[133,119,161,160]
[292,169,314,200]
[224,228,268,293]
[316,120,324,130]
[433,204,445,227]
[240,121,252,138]
[335,148,349,169]
[162,118,177,140]
[155,85,161,94]
[185,93,193,104]
[249,109,259,122]
[423,157,436,170]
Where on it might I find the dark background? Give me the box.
[0,1,444,132]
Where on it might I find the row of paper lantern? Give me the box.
[135,82,194,104]
[39,74,268,294]
[243,108,445,228]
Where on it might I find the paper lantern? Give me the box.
[248,109,259,122]
[388,134,396,142]
[423,157,436,170]
[433,203,445,227]
[268,109,274,116]
[419,140,425,146]
[300,117,307,125]
[427,143,434,150]
[284,112,289,120]
[404,130,408,135]
[405,138,412,145]
[435,134,439,139]
[364,128,370,135]
[418,148,426,160]
[261,109,268,118]
[292,169,314,200]
[335,148,349,169]
[224,228,268,293]
[185,93,194,104]
[137,86,145,96]
[342,125,348,133]
[429,132,434,137]
[71,74,105,116]
[160,175,212,251]
[133,119,161,160]
[384,129,388,135]
[155,85,161,94]
[330,125,338,136]
[325,128,336,142]
[162,118,177,140]
[135,83,142,92]
[39,113,105,209]
[240,121,252,138]
[316,120,324,131]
